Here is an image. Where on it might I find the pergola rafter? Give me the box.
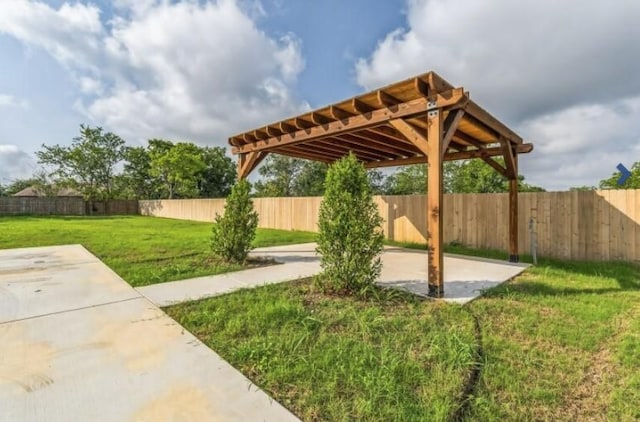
[228,71,533,298]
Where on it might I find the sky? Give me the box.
[1,0,639,191]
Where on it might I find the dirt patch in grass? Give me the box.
[559,304,640,421]
[560,347,616,421]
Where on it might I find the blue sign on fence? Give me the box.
[617,163,631,186]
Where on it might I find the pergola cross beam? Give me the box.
[442,109,465,158]
[231,87,467,155]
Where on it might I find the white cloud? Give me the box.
[0,0,305,144]
[0,94,29,109]
[355,0,640,189]
[519,98,640,190]
[78,77,103,95]
[0,145,37,183]
[0,0,102,69]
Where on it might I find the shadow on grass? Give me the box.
[482,259,640,299]
[485,282,638,299]
[435,243,640,296]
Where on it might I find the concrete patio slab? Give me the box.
[0,245,299,422]
[138,243,529,307]
[378,247,530,304]
[248,243,528,304]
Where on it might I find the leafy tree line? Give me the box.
[254,154,546,196]
[4,124,236,201]
[7,123,636,200]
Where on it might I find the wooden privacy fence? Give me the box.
[139,189,640,262]
[0,197,139,216]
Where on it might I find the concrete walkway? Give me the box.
[138,243,529,306]
[0,245,299,422]
[137,243,321,307]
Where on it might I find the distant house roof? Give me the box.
[13,186,82,197]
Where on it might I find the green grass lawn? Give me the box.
[167,258,640,421]
[0,215,316,286]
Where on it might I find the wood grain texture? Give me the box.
[139,189,640,262]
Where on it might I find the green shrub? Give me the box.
[211,179,258,263]
[316,153,384,296]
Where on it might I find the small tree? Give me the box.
[211,179,258,263]
[36,124,126,201]
[316,153,384,296]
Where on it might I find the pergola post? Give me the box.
[427,107,444,298]
[508,153,519,262]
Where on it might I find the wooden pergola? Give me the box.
[228,71,533,298]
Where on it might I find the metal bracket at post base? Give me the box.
[428,283,444,298]
[509,254,520,263]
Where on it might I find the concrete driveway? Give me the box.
[0,245,299,422]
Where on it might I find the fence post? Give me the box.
[529,207,537,265]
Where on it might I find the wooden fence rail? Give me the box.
[141,189,637,263]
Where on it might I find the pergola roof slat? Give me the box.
[322,136,401,160]
[229,71,532,175]
[231,87,467,154]
[312,139,391,161]
[343,131,418,156]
